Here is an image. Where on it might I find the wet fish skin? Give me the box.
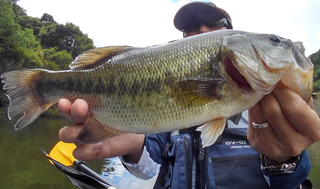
[1,30,313,147]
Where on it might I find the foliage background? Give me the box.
[0,0,94,110]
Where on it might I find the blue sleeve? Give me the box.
[144,132,171,164]
[269,150,311,189]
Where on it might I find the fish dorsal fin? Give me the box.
[78,117,122,144]
[70,46,131,70]
[196,117,227,147]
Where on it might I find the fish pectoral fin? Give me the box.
[172,78,225,107]
[196,118,227,147]
[78,117,122,144]
[70,46,132,70]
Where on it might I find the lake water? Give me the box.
[0,114,319,189]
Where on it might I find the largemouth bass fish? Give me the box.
[1,30,313,147]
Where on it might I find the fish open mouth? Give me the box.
[225,56,251,89]
[224,54,278,95]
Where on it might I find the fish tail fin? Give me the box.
[1,69,55,130]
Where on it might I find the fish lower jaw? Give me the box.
[225,56,253,92]
[230,75,254,93]
[229,68,275,96]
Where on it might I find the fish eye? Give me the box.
[269,34,281,43]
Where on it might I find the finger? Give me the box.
[271,81,305,117]
[70,99,89,124]
[73,142,104,161]
[59,125,84,143]
[74,133,145,161]
[248,102,276,145]
[249,102,267,124]
[258,91,313,155]
[57,98,72,116]
[248,101,287,158]
[259,93,294,136]
[272,82,320,135]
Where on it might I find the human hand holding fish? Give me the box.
[248,81,320,164]
[1,30,316,153]
[58,98,145,162]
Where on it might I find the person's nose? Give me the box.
[198,24,211,34]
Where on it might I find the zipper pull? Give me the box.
[162,143,173,159]
[197,148,205,161]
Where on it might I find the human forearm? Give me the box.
[121,134,145,163]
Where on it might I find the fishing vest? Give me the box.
[153,114,271,189]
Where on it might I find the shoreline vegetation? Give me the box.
[0,0,94,110]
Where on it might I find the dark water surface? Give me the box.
[0,114,319,189]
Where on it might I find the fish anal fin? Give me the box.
[70,46,132,70]
[172,78,225,108]
[196,117,227,147]
[78,117,122,144]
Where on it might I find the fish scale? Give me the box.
[1,30,313,147]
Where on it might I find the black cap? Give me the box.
[174,2,233,31]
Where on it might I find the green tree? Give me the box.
[309,50,320,91]
[11,1,26,17]
[39,21,94,58]
[0,0,42,72]
[50,50,73,70]
[309,50,320,67]
[15,28,43,68]
[40,13,55,24]
[0,1,95,109]
[40,47,72,70]
[39,23,58,49]
[3,0,19,4]
[18,15,42,37]
[0,0,43,107]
